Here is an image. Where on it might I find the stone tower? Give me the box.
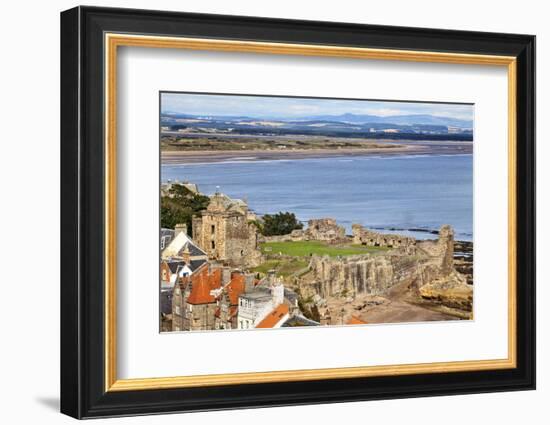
[192,192,262,268]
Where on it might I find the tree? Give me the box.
[261,212,303,236]
[160,184,210,233]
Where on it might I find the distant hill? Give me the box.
[160,111,473,141]
[307,113,472,128]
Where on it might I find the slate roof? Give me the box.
[189,258,207,272]
[281,315,320,327]
[161,228,175,238]
[162,231,207,259]
[166,260,185,274]
[183,241,207,257]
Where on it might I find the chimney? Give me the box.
[244,273,255,292]
[181,244,191,264]
[175,223,187,237]
[222,266,231,285]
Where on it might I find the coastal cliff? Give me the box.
[301,225,472,320]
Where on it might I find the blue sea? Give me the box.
[161,154,473,241]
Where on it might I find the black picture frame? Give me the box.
[60,5,535,419]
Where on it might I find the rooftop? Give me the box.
[187,267,222,305]
[256,304,290,329]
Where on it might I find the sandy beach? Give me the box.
[161,141,472,164]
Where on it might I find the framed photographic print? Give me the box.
[60,6,536,419]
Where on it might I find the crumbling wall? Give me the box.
[307,225,466,303]
[352,224,416,249]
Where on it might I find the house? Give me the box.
[236,273,285,329]
[160,259,192,285]
[160,228,175,250]
[161,229,208,265]
[172,264,224,331]
[215,272,251,330]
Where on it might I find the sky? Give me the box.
[161,92,474,121]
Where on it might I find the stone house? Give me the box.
[192,191,262,268]
[172,264,223,332]
[214,272,253,330]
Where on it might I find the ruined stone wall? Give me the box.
[308,225,459,300]
[261,218,346,243]
[306,218,346,242]
[224,215,262,268]
[352,224,416,249]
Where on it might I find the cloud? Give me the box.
[161,92,473,122]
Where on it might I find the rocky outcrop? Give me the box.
[419,273,472,311]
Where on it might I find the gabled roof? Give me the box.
[255,304,289,329]
[225,273,246,306]
[186,267,222,305]
[166,260,185,274]
[162,231,207,259]
[282,315,320,327]
[161,228,175,238]
[189,258,207,272]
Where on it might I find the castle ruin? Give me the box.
[192,191,262,268]
[352,224,416,249]
[302,225,471,312]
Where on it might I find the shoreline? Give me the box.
[162,142,472,164]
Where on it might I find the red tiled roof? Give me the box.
[256,304,289,329]
[225,273,246,306]
[347,316,367,325]
[186,267,222,305]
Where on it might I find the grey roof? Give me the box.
[282,315,320,327]
[166,260,185,274]
[161,228,175,238]
[182,241,207,257]
[160,290,173,315]
[189,258,207,272]
[240,288,271,302]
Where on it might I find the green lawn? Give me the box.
[251,258,309,277]
[260,240,388,257]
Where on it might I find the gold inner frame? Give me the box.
[104,33,517,392]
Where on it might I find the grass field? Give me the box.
[260,241,389,258]
[251,258,309,277]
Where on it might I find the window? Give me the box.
[175,305,180,315]
[211,240,216,249]
[211,224,215,234]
